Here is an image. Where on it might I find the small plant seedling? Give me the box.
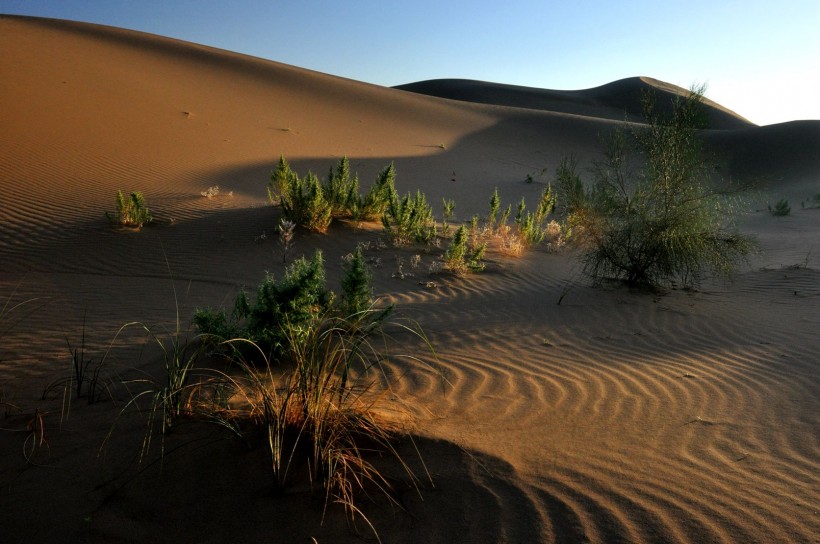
[279,218,296,263]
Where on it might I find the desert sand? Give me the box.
[1,15,818,543]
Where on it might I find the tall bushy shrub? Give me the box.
[195,250,331,356]
[515,186,557,246]
[269,156,332,233]
[444,225,486,275]
[564,85,755,288]
[340,246,373,316]
[381,187,437,246]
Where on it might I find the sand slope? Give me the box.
[1,15,818,543]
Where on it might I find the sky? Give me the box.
[3,0,818,126]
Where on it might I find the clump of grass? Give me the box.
[106,191,152,228]
[42,313,110,414]
[769,198,791,216]
[203,302,434,538]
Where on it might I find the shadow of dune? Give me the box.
[0,420,550,544]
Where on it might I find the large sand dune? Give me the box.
[1,15,818,543]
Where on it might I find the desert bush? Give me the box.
[515,185,557,246]
[340,245,374,316]
[381,187,437,246]
[106,190,152,228]
[269,156,332,233]
[770,199,791,216]
[270,156,396,229]
[444,225,486,275]
[441,198,456,236]
[562,85,755,288]
[196,247,387,358]
[353,162,397,222]
[324,156,359,216]
[196,250,331,357]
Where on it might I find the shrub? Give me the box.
[770,199,791,216]
[106,190,152,228]
[324,156,358,216]
[195,250,331,357]
[441,198,455,237]
[563,85,755,288]
[270,156,396,229]
[269,156,332,233]
[444,225,486,275]
[381,187,437,246]
[340,245,373,316]
[353,162,396,221]
[515,186,557,246]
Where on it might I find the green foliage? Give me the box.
[564,85,755,288]
[441,198,456,237]
[270,156,396,229]
[107,190,152,228]
[325,156,358,216]
[488,188,500,229]
[355,162,396,221]
[214,302,435,537]
[444,225,486,275]
[340,246,373,316]
[555,154,585,216]
[515,185,557,246]
[269,156,332,233]
[770,199,791,216]
[381,187,437,246]
[195,250,331,357]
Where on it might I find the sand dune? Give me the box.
[1,15,818,543]
[395,76,755,129]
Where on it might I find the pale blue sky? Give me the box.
[3,0,818,125]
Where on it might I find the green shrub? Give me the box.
[563,85,755,288]
[381,187,437,246]
[269,156,332,233]
[195,250,331,357]
[340,245,373,316]
[444,225,486,275]
[106,190,152,228]
[270,156,396,229]
[515,186,557,246]
[324,156,358,216]
[770,199,791,216]
[352,162,396,221]
[441,198,456,237]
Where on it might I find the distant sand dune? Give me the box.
[1,15,818,543]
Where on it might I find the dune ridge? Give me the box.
[395,76,755,129]
[1,15,818,543]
